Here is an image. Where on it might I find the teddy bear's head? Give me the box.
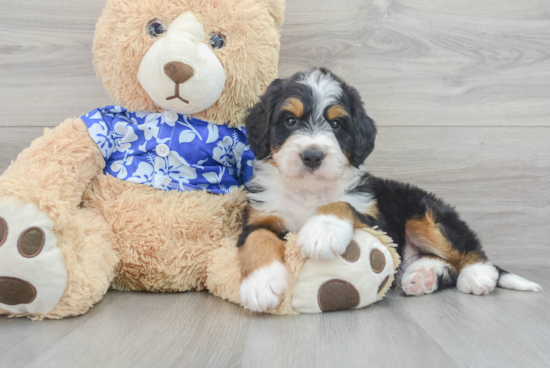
[93,0,285,127]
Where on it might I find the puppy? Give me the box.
[238,68,541,312]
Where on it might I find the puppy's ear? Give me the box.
[344,84,377,167]
[245,79,283,160]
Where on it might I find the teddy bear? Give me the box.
[0,0,399,320]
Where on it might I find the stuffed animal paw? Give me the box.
[292,228,398,313]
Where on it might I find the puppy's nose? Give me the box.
[164,61,194,84]
[301,149,325,170]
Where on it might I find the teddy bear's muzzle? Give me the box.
[164,61,194,85]
[137,11,226,115]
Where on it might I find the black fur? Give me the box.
[348,174,488,262]
[245,68,377,166]
[242,68,529,295]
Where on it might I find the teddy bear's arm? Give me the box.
[0,118,105,208]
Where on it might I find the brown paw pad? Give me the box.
[370,249,386,273]
[318,279,360,312]
[378,275,390,295]
[0,277,37,305]
[341,240,360,263]
[18,227,45,258]
[0,217,6,246]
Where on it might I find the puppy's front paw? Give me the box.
[240,261,288,313]
[297,215,354,260]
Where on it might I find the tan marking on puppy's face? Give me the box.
[326,105,348,121]
[281,97,304,118]
[238,229,286,278]
[406,211,484,272]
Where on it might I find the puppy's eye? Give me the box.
[284,117,298,128]
[330,121,341,130]
[210,33,226,49]
[147,19,166,38]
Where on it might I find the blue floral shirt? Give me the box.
[81,106,255,194]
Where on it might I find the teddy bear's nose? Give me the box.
[164,61,195,84]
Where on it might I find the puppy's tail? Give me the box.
[495,266,542,292]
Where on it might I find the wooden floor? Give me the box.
[0,0,549,367]
[0,267,548,368]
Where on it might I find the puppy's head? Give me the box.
[246,68,377,181]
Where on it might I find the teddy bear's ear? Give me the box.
[261,0,286,28]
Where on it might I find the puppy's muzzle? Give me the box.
[301,149,325,170]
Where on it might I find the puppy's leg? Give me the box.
[297,202,363,260]
[406,209,498,296]
[238,212,288,312]
[401,255,458,296]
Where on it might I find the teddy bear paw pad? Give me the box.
[0,198,67,314]
[292,229,394,313]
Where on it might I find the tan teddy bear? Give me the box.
[0,0,398,320]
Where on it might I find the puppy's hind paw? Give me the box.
[240,261,288,313]
[457,263,498,296]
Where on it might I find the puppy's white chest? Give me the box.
[275,189,342,233]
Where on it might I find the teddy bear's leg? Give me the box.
[0,203,119,319]
[0,118,116,319]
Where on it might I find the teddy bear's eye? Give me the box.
[147,19,166,38]
[210,34,226,49]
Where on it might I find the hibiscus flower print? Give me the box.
[155,151,197,185]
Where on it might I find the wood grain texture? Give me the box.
[0,0,549,127]
[0,267,548,368]
[280,0,550,127]
[0,0,113,127]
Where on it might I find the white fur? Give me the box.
[498,273,542,292]
[240,261,289,313]
[457,262,499,296]
[297,215,354,260]
[273,130,348,182]
[138,12,226,114]
[248,161,373,233]
[0,198,67,314]
[401,257,449,296]
[300,69,343,119]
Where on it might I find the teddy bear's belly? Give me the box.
[82,174,247,292]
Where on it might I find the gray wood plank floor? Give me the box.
[0,267,548,368]
[0,0,549,367]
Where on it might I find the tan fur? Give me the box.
[93,0,285,127]
[238,229,286,277]
[281,97,304,118]
[316,201,365,229]
[0,0,284,319]
[326,105,348,121]
[0,0,399,318]
[406,211,483,273]
[364,200,379,220]
[247,208,285,233]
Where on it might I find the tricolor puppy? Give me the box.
[238,68,541,313]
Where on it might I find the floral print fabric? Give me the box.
[81,106,255,194]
